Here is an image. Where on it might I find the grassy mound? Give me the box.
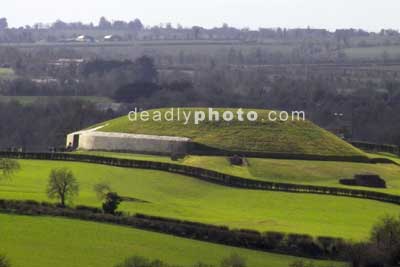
[96,108,363,157]
[1,159,399,239]
[0,214,340,267]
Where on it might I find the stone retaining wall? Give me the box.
[67,128,190,154]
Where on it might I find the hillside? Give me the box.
[75,151,400,194]
[1,159,399,239]
[96,108,364,157]
[0,214,339,267]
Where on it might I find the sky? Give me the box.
[2,0,399,32]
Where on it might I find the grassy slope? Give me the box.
[0,214,340,267]
[1,159,400,240]
[368,152,400,165]
[74,151,400,195]
[96,108,363,156]
[343,45,400,60]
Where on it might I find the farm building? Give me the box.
[76,35,95,42]
[66,126,190,155]
[103,35,123,42]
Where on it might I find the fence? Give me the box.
[190,142,372,162]
[350,141,400,156]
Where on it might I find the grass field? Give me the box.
[0,96,113,105]
[1,159,399,240]
[0,214,342,267]
[95,108,364,157]
[74,151,400,194]
[368,152,400,165]
[0,68,16,80]
[343,45,400,60]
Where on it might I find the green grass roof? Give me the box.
[96,108,364,157]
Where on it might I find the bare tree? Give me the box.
[93,182,122,214]
[0,159,20,179]
[0,18,7,30]
[46,168,79,207]
[93,182,112,201]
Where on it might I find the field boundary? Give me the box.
[2,151,400,206]
[350,141,400,156]
[190,142,374,163]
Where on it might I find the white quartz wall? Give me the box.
[68,131,190,154]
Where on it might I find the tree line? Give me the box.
[2,16,400,48]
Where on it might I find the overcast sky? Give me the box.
[2,0,399,31]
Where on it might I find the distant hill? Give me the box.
[94,108,364,157]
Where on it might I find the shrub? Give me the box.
[75,205,102,213]
[263,231,285,249]
[340,174,386,188]
[193,262,214,267]
[220,253,246,267]
[102,192,122,215]
[229,155,244,166]
[114,256,177,267]
[370,215,400,265]
[0,255,10,267]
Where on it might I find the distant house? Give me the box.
[103,35,123,42]
[31,78,59,85]
[76,35,95,43]
[49,58,85,66]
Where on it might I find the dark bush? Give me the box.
[340,174,386,188]
[102,192,122,215]
[0,254,10,267]
[220,253,246,267]
[113,82,160,103]
[114,256,175,267]
[75,205,102,213]
[263,231,285,249]
[339,179,357,186]
[229,155,244,166]
[354,174,386,188]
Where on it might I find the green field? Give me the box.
[95,108,364,157]
[74,151,400,194]
[0,68,16,80]
[1,159,399,240]
[343,45,400,60]
[0,214,341,267]
[368,152,400,165]
[0,96,113,105]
